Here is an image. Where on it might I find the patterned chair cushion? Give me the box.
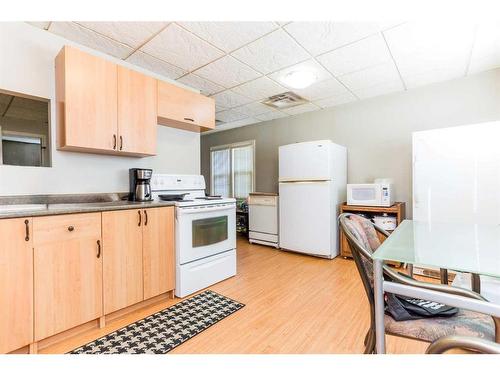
[343,215,383,287]
[385,308,495,342]
[344,215,381,253]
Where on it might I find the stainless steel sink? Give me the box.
[0,204,47,214]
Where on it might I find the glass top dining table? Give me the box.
[371,219,500,353]
[372,219,500,279]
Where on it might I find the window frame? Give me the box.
[210,140,256,198]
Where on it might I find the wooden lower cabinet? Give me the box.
[102,209,144,314]
[33,213,103,341]
[143,207,175,299]
[0,217,33,353]
[1,207,175,352]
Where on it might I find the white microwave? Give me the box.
[347,183,394,207]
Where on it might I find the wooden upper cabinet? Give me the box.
[143,207,175,300]
[0,218,33,353]
[157,80,215,132]
[56,45,118,153]
[117,66,157,156]
[102,210,144,314]
[33,213,103,341]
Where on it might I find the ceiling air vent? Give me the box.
[262,91,308,109]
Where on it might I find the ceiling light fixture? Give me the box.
[279,70,317,89]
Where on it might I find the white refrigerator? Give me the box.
[279,140,347,258]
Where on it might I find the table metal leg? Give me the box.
[440,268,449,284]
[374,258,386,354]
[471,273,481,294]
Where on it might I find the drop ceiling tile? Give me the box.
[269,59,333,88]
[141,23,224,71]
[216,109,248,123]
[194,56,261,88]
[231,76,287,100]
[284,22,382,56]
[282,103,321,115]
[468,22,500,75]
[314,92,358,108]
[49,22,134,59]
[212,90,253,108]
[352,80,405,99]
[77,22,168,49]
[126,51,186,80]
[384,21,475,82]
[179,22,278,53]
[317,34,392,76]
[338,62,402,90]
[27,22,51,30]
[255,110,288,121]
[294,78,348,101]
[176,73,225,96]
[224,117,260,127]
[231,29,310,74]
[403,66,467,89]
[234,102,273,117]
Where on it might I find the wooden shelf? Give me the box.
[339,202,406,259]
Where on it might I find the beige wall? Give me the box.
[201,69,500,218]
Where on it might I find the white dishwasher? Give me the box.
[248,193,279,248]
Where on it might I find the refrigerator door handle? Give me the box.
[279,180,330,184]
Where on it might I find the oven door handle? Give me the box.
[178,205,235,215]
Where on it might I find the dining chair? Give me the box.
[338,213,500,354]
[426,335,500,354]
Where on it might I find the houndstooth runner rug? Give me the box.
[70,290,244,354]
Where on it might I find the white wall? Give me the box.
[0,22,200,195]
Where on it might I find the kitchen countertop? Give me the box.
[0,193,176,219]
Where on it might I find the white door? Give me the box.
[279,140,331,181]
[413,122,500,224]
[279,181,335,257]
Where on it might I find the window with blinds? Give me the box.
[210,141,255,199]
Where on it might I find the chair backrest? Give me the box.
[338,213,385,325]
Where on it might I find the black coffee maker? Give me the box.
[129,168,153,201]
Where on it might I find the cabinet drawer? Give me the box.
[33,212,101,246]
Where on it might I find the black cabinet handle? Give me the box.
[97,240,101,258]
[24,219,30,242]
[184,117,194,122]
[68,225,74,232]
[144,210,148,226]
[120,136,123,151]
[113,134,117,150]
[138,210,142,226]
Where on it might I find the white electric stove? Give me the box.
[151,174,237,297]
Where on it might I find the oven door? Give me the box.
[176,203,236,265]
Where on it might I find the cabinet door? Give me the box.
[56,45,118,152]
[102,210,144,314]
[117,66,157,156]
[33,213,102,341]
[157,80,215,131]
[143,207,175,299]
[0,218,33,353]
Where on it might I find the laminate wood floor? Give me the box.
[42,237,428,354]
